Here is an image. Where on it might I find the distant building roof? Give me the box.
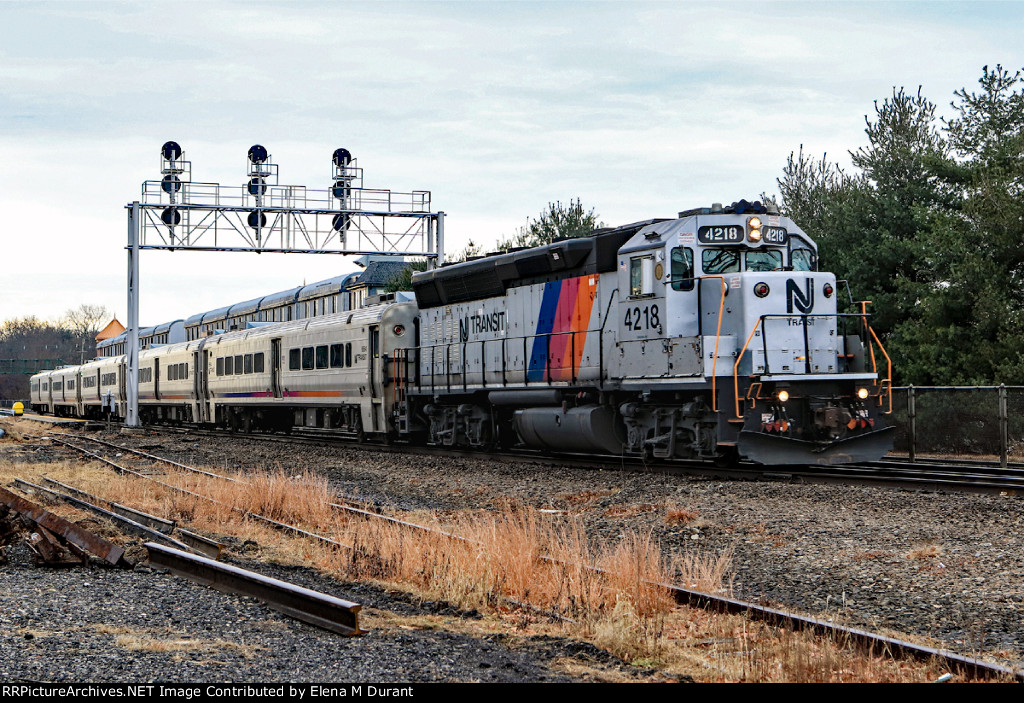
[95,318,125,342]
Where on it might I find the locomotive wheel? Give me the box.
[714,446,740,468]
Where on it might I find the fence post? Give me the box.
[908,385,916,463]
[999,383,1008,469]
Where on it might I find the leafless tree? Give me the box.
[63,304,109,339]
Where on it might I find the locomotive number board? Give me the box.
[697,225,789,244]
[697,225,743,243]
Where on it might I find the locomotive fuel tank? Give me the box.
[513,405,626,455]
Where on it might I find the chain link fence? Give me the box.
[890,386,1023,463]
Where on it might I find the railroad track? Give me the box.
[93,422,1024,497]
[33,429,1024,682]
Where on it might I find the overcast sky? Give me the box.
[2,0,1022,327]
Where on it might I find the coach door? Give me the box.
[369,325,382,432]
[192,350,203,422]
[271,338,283,399]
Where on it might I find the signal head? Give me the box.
[161,174,182,194]
[247,210,267,229]
[161,141,182,161]
[161,207,181,226]
[333,148,352,167]
[248,144,269,164]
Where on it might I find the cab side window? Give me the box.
[629,256,655,297]
[791,245,816,271]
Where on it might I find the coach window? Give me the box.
[232,355,242,375]
[670,247,694,291]
[244,354,253,374]
[254,353,264,373]
[289,349,300,371]
[702,249,740,275]
[330,343,344,368]
[745,249,783,272]
[316,345,329,369]
[170,365,176,381]
[225,356,234,375]
[345,342,352,367]
[302,347,314,370]
[217,357,224,376]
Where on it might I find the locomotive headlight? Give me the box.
[857,387,870,400]
[747,216,762,242]
[824,283,834,298]
[754,282,770,298]
[777,389,790,403]
[393,324,406,336]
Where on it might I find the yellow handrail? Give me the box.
[732,318,763,419]
[703,276,728,411]
[858,301,878,374]
[867,325,893,415]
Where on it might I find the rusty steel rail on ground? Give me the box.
[146,543,364,636]
[40,432,1024,681]
[13,477,198,555]
[0,485,128,567]
[11,437,364,636]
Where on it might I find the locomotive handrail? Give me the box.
[697,276,729,411]
[866,324,893,415]
[733,319,764,419]
[733,311,878,420]
[415,328,594,390]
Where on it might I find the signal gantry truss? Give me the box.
[134,142,443,258]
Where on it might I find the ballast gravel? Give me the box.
[4,425,1024,679]
[156,432,1024,668]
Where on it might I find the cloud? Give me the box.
[2,1,1022,325]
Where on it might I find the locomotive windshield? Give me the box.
[701,248,785,274]
[746,250,783,272]
[702,249,740,274]
[790,243,816,271]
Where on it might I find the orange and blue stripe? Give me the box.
[527,275,597,382]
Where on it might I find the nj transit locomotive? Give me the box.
[30,201,893,465]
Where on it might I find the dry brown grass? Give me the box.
[0,418,56,442]
[665,506,699,526]
[0,449,987,682]
[114,633,263,656]
[906,544,943,561]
